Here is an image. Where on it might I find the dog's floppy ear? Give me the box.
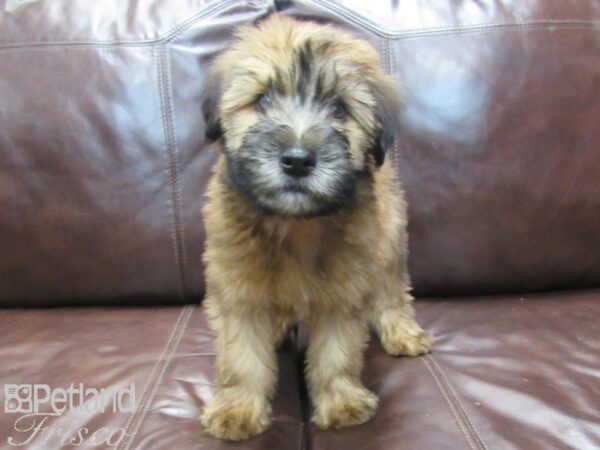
[202,70,223,144]
[369,76,401,167]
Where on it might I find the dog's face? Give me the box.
[203,16,400,218]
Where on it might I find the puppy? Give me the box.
[200,15,432,441]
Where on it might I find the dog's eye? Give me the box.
[331,100,347,120]
[256,93,272,113]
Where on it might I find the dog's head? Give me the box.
[203,15,400,218]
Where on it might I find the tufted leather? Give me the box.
[2,0,600,305]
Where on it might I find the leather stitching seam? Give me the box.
[116,305,194,450]
[0,0,244,50]
[308,0,600,39]
[421,356,481,450]
[429,356,490,450]
[157,44,189,299]
[385,37,403,178]
[120,304,195,450]
[5,1,600,51]
[379,36,403,191]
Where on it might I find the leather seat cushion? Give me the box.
[2,291,598,449]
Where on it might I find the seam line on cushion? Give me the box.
[2,21,595,53]
[429,356,489,450]
[115,305,193,450]
[384,37,402,180]
[157,43,189,299]
[379,36,402,192]
[421,356,477,450]
[308,0,600,38]
[162,0,257,43]
[421,356,487,450]
[0,0,244,50]
[118,304,195,450]
[3,6,600,50]
[385,23,600,41]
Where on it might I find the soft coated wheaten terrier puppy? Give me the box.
[200,15,432,441]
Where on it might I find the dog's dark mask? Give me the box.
[227,117,360,218]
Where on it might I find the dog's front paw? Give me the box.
[312,384,378,430]
[200,391,271,441]
[380,324,433,357]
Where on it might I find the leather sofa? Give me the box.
[1,1,599,448]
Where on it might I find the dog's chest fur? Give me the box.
[204,177,383,317]
[202,158,406,321]
[261,218,327,274]
[250,212,377,315]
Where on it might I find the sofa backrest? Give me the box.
[1,0,599,306]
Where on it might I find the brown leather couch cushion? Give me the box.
[2,0,600,306]
[1,291,598,448]
[1,3,599,450]
[0,0,269,306]
[285,0,600,297]
[309,290,600,450]
[0,306,304,449]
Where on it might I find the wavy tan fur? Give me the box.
[199,15,432,441]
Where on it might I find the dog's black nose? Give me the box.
[280,148,316,177]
